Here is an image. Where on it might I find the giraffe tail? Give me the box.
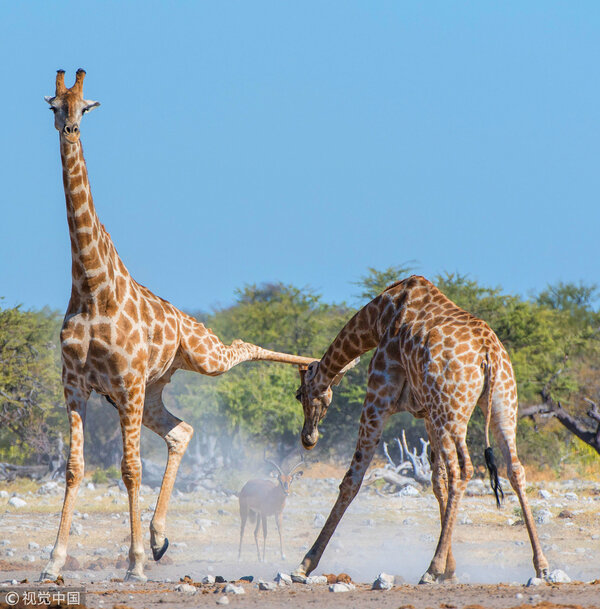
[483,353,504,509]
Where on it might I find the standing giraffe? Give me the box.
[41,69,316,582]
[292,275,549,583]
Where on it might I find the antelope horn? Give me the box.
[288,459,305,475]
[55,70,66,95]
[264,458,284,476]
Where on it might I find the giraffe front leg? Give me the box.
[293,392,393,577]
[118,388,147,582]
[40,388,88,581]
[142,385,194,561]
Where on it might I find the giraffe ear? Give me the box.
[83,100,101,113]
[305,361,319,382]
[331,357,360,386]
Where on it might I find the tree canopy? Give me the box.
[1,270,598,474]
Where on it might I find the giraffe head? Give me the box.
[45,69,100,143]
[296,359,359,450]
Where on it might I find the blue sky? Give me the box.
[1,2,599,313]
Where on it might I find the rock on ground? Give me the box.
[223,583,244,595]
[174,583,197,594]
[372,572,394,590]
[547,569,571,584]
[330,582,355,593]
[8,497,27,508]
[275,572,292,586]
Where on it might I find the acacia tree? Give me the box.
[0,304,63,463]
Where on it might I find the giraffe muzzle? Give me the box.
[301,429,319,450]
[62,124,80,142]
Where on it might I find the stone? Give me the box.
[558,509,574,519]
[313,513,326,528]
[28,541,40,550]
[8,497,27,508]
[526,577,544,587]
[201,575,215,584]
[86,482,96,491]
[362,518,375,527]
[459,515,473,525]
[258,581,277,591]
[37,482,60,495]
[329,582,355,592]
[223,583,244,595]
[546,569,571,584]
[70,522,83,536]
[399,485,420,497]
[372,572,394,590]
[174,583,197,594]
[538,489,551,500]
[0,491,8,499]
[466,479,487,496]
[306,575,328,585]
[216,596,229,605]
[275,572,292,586]
[564,492,578,501]
[535,509,552,524]
[196,518,213,529]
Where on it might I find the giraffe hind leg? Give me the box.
[420,433,472,585]
[491,413,549,579]
[142,381,194,561]
[423,421,458,584]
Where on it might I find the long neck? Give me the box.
[313,298,383,391]
[60,137,120,299]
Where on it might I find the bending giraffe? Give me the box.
[292,275,549,583]
[41,69,315,582]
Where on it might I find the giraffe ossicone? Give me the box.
[40,69,316,583]
[294,275,550,583]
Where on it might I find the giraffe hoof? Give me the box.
[418,572,439,585]
[540,568,550,581]
[124,570,148,583]
[152,538,169,561]
[291,567,307,579]
[39,571,59,582]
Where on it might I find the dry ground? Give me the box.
[0,468,599,608]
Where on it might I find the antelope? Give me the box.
[238,459,304,562]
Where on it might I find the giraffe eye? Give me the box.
[295,389,302,401]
